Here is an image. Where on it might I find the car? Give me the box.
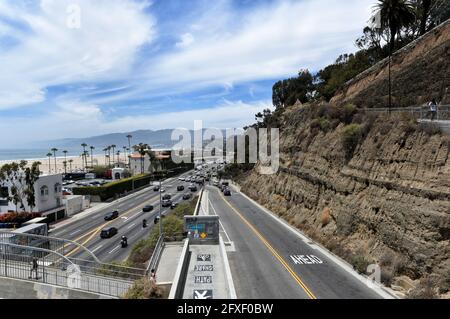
[178,177,185,181]
[189,185,198,192]
[221,181,230,187]
[182,193,192,200]
[142,205,154,212]
[100,227,118,239]
[153,185,160,192]
[171,202,178,209]
[224,189,231,196]
[162,199,172,207]
[177,185,185,191]
[162,194,172,200]
[104,211,119,221]
[213,181,219,186]
[160,188,166,193]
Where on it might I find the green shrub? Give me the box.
[341,124,362,159]
[351,254,371,274]
[310,117,331,133]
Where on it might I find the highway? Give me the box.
[51,170,198,264]
[207,185,384,299]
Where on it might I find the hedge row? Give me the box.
[73,164,193,201]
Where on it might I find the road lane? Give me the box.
[209,185,383,299]
[208,187,311,299]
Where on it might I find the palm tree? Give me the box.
[123,146,127,162]
[103,147,108,166]
[116,150,121,164]
[375,0,415,112]
[107,146,112,167]
[51,148,58,173]
[81,143,88,171]
[90,146,95,168]
[68,159,73,172]
[63,150,68,174]
[46,152,52,174]
[111,145,117,165]
[127,135,132,167]
[133,143,150,174]
[375,0,416,51]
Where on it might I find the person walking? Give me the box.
[428,98,438,121]
[29,258,39,279]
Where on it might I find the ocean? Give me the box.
[0,148,103,162]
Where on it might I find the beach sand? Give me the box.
[0,154,128,175]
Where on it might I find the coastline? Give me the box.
[0,154,128,175]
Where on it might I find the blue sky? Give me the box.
[0,0,374,147]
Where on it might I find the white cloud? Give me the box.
[138,0,373,92]
[0,0,155,110]
[176,33,195,48]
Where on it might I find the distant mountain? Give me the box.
[31,129,233,155]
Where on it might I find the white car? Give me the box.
[160,188,166,193]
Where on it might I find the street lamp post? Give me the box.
[159,178,163,238]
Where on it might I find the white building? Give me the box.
[0,173,65,222]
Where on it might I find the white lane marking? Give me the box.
[108,245,120,254]
[70,229,82,236]
[92,245,103,253]
[127,223,136,230]
[209,198,232,243]
[232,188,396,299]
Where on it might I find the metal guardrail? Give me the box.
[145,234,164,276]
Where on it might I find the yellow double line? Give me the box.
[219,191,317,300]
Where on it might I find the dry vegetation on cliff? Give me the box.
[237,102,450,298]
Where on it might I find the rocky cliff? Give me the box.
[236,21,450,297]
[331,19,450,108]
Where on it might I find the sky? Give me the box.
[0,0,375,147]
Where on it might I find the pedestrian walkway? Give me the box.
[156,242,185,283]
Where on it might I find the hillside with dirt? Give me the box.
[331,19,450,108]
[235,20,450,298]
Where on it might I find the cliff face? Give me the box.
[331,19,450,108]
[238,104,450,292]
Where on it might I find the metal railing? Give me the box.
[145,234,164,276]
[193,188,204,216]
[0,231,147,297]
[364,105,450,121]
[0,242,137,297]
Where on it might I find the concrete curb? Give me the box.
[168,239,190,299]
[219,235,237,299]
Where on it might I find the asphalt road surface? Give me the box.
[52,171,199,264]
[207,185,383,299]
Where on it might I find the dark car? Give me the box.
[104,211,119,221]
[224,189,231,196]
[182,193,191,200]
[143,205,154,212]
[100,227,118,239]
[162,199,172,207]
[162,194,172,200]
[189,185,198,192]
[153,185,160,192]
[177,185,185,191]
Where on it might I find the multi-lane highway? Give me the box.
[51,170,198,263]
[207,185,387,299]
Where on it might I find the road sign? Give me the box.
[194,290,213,299]
[197,254,211,262]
